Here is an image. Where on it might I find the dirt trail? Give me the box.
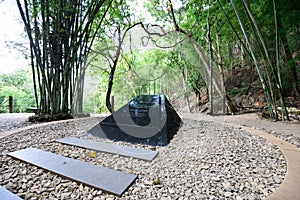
[0,113,34,132]
[181,113,300,147]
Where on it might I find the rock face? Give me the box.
[86,95,182,146]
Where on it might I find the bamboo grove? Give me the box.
[16,0,112,115]
[15,0,299,120]
[161,0,299,120]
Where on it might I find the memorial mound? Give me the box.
[87,95,182,146]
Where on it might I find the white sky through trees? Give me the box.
[0,0,183,74]
[0,0,29,74]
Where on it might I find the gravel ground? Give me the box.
[224,114,300,148]
[0,113,35,132]
[0,116,286,199]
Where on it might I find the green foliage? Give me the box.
[16,0,113,115]
[229,87,245,97]
[12,0,299,116]
[89,47,188,112]
[0,70,35,113]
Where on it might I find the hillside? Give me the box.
[174,65,300,121]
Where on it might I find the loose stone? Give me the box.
[0,117,287,199]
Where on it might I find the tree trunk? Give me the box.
[231,0,276,119]
[17,0,111,118]
[106,63,117,113]
[181,67,191,113]
[279,24,299,97]
[167,0,233,114]
[206,0,214,114]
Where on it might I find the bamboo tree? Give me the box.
[273,0,289,120]
[206,0,214,114]
[273,0,281,89]
[230,0,275,118]
[240,0,278,119]
[165,0,236,113]
[16,0,112,117]
[240,0,289,120]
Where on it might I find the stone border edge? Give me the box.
[224,123,300,200]
[182,114,300,200]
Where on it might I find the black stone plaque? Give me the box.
[87,95,182,146]
[8,148,137,196]
[57,137,158,161]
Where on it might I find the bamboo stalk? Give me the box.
[230,0,275,118]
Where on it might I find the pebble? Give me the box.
[224,191,232,197]
[168,188,175,194]
[0,117,287,199]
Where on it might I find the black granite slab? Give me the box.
[0,186,23,200]
[56,137,158,161]
[87,95,182,146]
[8,148,137,196]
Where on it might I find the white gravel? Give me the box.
[0,116,286,199]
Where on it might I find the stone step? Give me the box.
[0,186,23,200]
[57,136,158,161]
[8,148,137,196]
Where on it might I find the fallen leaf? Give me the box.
[88,151,96,158]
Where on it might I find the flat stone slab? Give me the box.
[8,148,137,196]
[57,137,158,161]
[0,186,23,200]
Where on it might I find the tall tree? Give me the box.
[229,0,294,120]
[16,0,112,116]
[163,0,299,118]
[90,0,143,113]
[165,0,236,113]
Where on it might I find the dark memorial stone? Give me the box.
[87,95,182,146]
[8,148,137,196]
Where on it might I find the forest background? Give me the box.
[0,0,299,121]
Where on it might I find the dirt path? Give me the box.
[181,113,300,148]
[224,113,299,137]
[0,113,34,132]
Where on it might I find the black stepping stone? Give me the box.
[8,148,136,196]
[0,186,22,200]
[57,137,158,161]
